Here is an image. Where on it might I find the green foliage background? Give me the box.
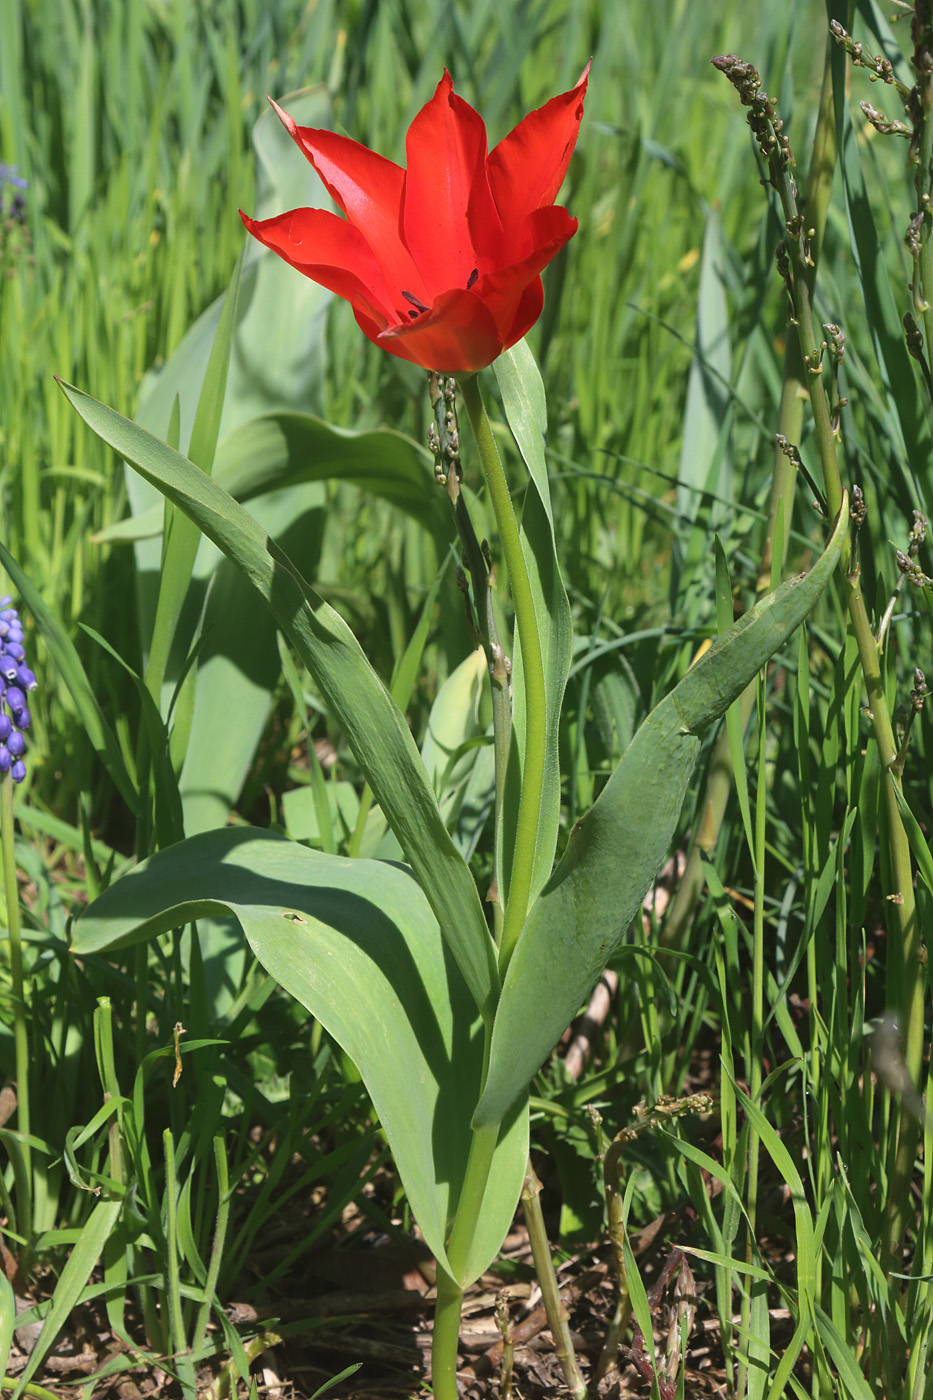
[0,0,931,1395]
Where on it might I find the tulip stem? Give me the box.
[431,1118,501,1400]
[459,373,547,974]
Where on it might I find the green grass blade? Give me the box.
[11,1198,121,1399]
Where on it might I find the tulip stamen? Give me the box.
[402,289,430,316]
[466,267,479,289]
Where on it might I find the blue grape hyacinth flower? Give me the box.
[0,596,36,784]
[0,164,28,225]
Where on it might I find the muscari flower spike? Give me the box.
[0,596,36,784]
[0,164,28,225]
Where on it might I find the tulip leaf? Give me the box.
[125,87,335,738]
[474,498,848,1127]
[57,380,500,1023]
[494,343,573,914]
[215,411,447,540]
[96,411,449,550]
[177,487,326,835]
[96,410,444,833]
[71,828,528,1286]
[675,206,732,540]
[421,646,491,836]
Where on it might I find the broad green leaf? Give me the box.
[58,381,499,1021]
[494,342,573,913]
[676,204,732,536]
[135,89,333,455]
[474,499,848,1126]
[215,412,446,540]
[282,781,360,848]
[421,647,487,825]
[348,560,448,860]
[178,485,326,835]
[97,412,448,550]
[71,829,528,1286]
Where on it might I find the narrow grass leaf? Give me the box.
[12,1198,121,1399]
[0,1270,13,1377]
[145,255,242,705]
[813,1305,877,1400]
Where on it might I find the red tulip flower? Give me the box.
[240,67,589,374]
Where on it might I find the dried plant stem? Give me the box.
[662,27,839,961]
[520,1162,589,1399]
[714,43,923,1343]
[595,1134,633,1385]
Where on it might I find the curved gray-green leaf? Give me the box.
[95,414,444,545]
[474,498,848,1127]
[494,343,573,915]
[71,828,528,1286]
[58,379,499,1024]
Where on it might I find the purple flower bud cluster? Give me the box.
[0,597,35,784]
[0,164,28,226]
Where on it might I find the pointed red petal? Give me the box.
[240,207,393,328]
[402,71,502,296]
[469,206,576,348]
[487,63,590,228]
[501,276,544,351]
[269,100,423,300]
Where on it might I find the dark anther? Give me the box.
[402,289,429,315]
[466,267,479,289]
[408,309,419,319]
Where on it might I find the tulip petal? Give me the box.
[473,206,577,341]
[378,287,503,373]
[501,276,544,352]
[487,63,590,228]
[402,72,502,295]
[244,71,588,374]
[240,207,394,329]
[269,101,425,301]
